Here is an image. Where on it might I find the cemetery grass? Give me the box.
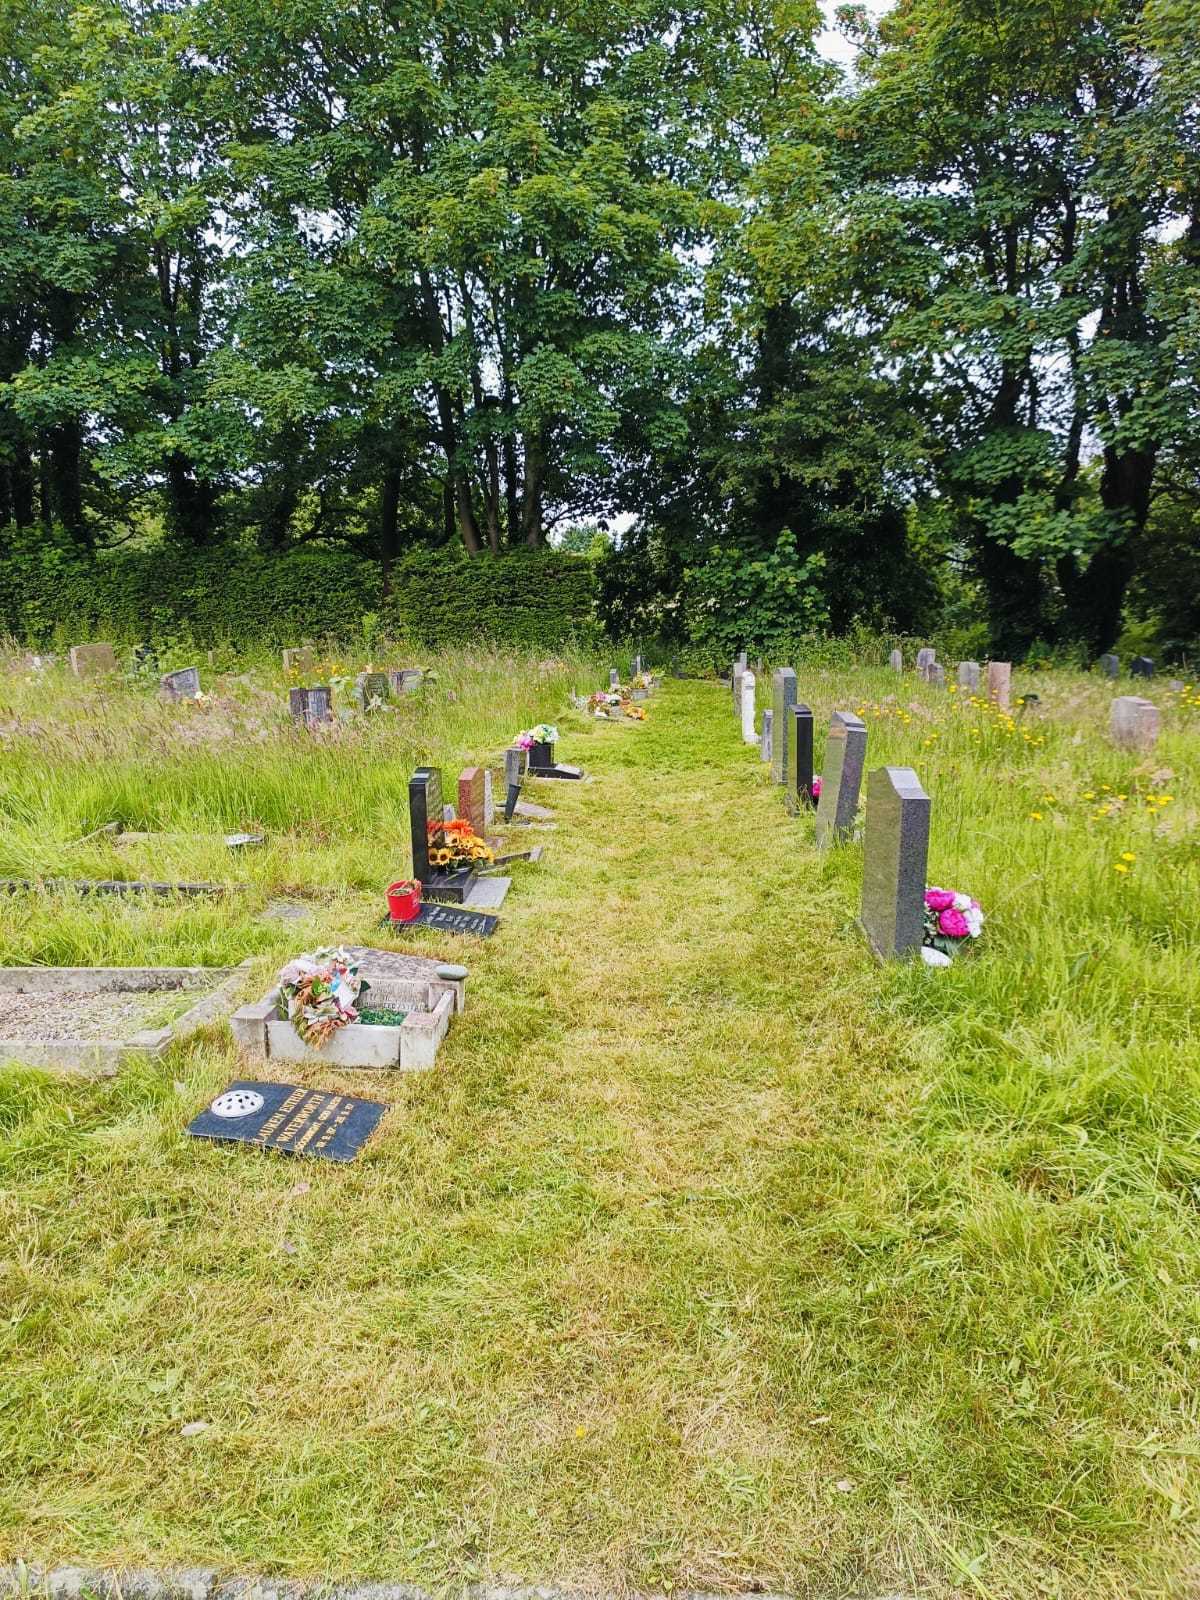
[1,659,1199,1600]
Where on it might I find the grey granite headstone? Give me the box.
[814,711,868,849]
[1110,695,1159,751]
[957,661,980,690]
[760,708,773,764]
[610,667,620,689]
[504,745,526,791]
[916,647,936,680]
[771,667,797,784]
[791,703,815,808]
[1130,655,1154,678]
[482,768,494,830]
[160,666,201,699]
[354,670,390,711]
[1100,653,1120,678]
[889,648,903,672]
[409,767,443,882]
[861,766,931,961]
[732,662,744,714]
[928,664,945,689]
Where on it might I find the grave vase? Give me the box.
[387,881,422,923]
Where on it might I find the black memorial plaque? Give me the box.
[187,1080,386,1162]
[386,903,499,937]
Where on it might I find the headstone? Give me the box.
[759,708,773,764]
[610,668,620,690]
[928,664,945,689]
[1110,695,1159,751]
[288,686,332,725]
[1100,653,1120,678]
[69,643,118,678]
[861,766,931,961]
[633,654,644,675]
[771,667,797,784]
[186,1081,386,1163]
[814,711,868,849]
[916,647,936,680]
[735,650,747,671]
[986,661,1011,710]
[282,647,315,677]
[457,766,486,836]
[160,666,201,700]
[1130,656,1154,678]
[442,804,457,823]
[791,703,815,809]
[740,669,757,744]
[957,661,980,691]
[354,670,391,711]
[527,741,583,780]
[389,668,423,694]
[889,649,903,672]
[409,766,443,885]
[482,769,494,831]
[732,662,745,714]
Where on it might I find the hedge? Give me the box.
[0,536,600,650]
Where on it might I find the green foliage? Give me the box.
[683,531,829,659]
[382,548,600,650]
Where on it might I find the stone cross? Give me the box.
[740,670,757,744]
[814,711,868,849]
[160,666,201,699]
[282,646,315,677]
[861,766,931,961]
[1110,696,1159,751]
[354,670,391,711]
[986,661,1012,710]
[409,767,444,883]
[288,686,332,725]
[791,703,815,808]
[759,708,773,764]
[69,643,118,677]
[957,661,980,691]
[1130,656,1155,678]
[889,648,903,672]
[916,647,936,680]
[1100,653,1120,678]
[771,666,797,784]
[457,767,486,835]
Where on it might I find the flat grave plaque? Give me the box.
[186,1079,387,1162]
[387,903,499,938]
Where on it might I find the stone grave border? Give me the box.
[0,961,253,1077]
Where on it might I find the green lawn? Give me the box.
[1,654,1198,1598]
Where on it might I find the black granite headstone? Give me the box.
[1130,656,1154,678]
[409,766,476,902]
[790,703,815,809]
[186,1080,386,1162]
[527,740,583,780]
[860,766,930,960]
[814,711,868,849]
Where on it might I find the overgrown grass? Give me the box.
[0,652,1198,1599]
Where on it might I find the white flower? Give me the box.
[953,892,971,911]
[921,946,952,967]
[965,907,984,937]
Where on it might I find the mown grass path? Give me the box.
[2,677,1197,1600]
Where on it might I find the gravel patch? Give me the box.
[0,988,200,1040]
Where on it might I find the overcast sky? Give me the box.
[816,0,892,66]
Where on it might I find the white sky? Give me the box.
[816,0,892,66]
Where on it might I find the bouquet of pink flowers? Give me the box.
[515,723,559,749]
[811,776,822,799]
[923,887,984,956]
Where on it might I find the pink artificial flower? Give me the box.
[925,888,955,911]
[811,776,822,798]
[939,907,970,938]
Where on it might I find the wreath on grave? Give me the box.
[277,947,369,1048]
[428,818,495,871]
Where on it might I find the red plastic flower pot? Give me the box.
[387,881,422,922]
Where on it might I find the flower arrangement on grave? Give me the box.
[427,818,495,871]
[923,887,984,957]
[277,947,369,1048]
[587,691,622,716]
[624,703,647,720]
[811,776,822,798]
[515,723,559,749]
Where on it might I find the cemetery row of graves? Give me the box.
[0,639,1197,1600]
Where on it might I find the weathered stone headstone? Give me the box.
[928,664,945,689]
[69,643,118,678]
[389,668,423,694]
[771,667,797,784]
[1130,656,1155,678]
[282,647,315,677]
[288,686,332,725]
[457,766,486,836]
[916,647,936,680]
[610,668,620,690]
[735,650,747,672]
[814,711,868,849]
[986,661,1012,710]
[791,703,815,808]
[957,661,980,691]
[160,666,201,700]
[1100,653,1120,678]
[482,769,494,831]
[889,648,903,672]
[861,766,931,961]
[759,708,773,764]
[1110,695,1159,751]
[504,746,525,790]
[732,661,745,714]
[740,670,757,744]
[354,671,390,711]
[633,654,644,675]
